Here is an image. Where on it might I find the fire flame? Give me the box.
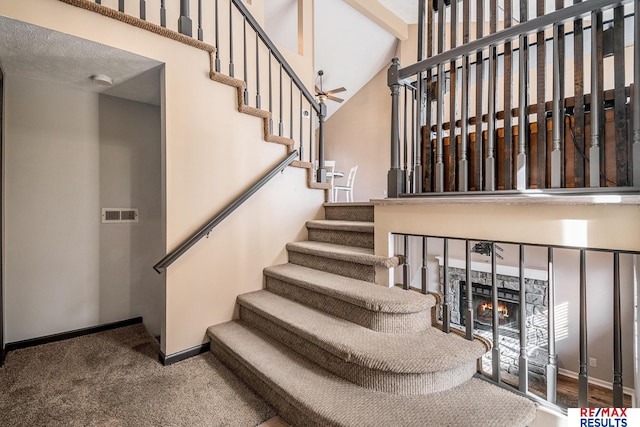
[479,301,509,318]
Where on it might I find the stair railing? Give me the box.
[393,231,639,409]
[389,0,639,196]
[84,0,327,183]
[154,151,298,273]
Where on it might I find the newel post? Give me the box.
[178,0,193,37]
[388,58,405,198]
[316,101,328,184]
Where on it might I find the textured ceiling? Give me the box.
[0,16,162,105]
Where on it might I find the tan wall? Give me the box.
[2,0,323,356]
[323,67,391,201]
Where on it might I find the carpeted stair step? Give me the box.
[263,263,433,333]
[306,220,374,249]
[286,241,398,282]
[324,202,374,222]
[207,321,537,427]
[237,290,487,395]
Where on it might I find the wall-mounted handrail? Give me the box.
[154,150,298,273]
[398,0,630,80]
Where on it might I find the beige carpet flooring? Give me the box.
[0,324,277,426]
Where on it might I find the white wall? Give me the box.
[4,75,163,342]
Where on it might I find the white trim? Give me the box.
[436,256,548,281]
[558,368,636,400]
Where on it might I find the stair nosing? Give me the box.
[286,241,399,268]
[264,263,433,314]
[237,290,486,374]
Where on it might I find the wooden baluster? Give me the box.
[516,0,529,190]
[491,242,500,382]
[421,237,429,295]
[578,249,588,406]
[536,0,546,189]
[459,0,470,191]
[475,0,484,191]
[403,235,410,290]
[613,6,628,186]
[503,0,513,190]
[613,252,623,406]
[573,0,585,188]
[518,244,528,392]
[435,0,446,192]
[449,0,458,191]
[442,238,451,333]
[547,247,558,404]
[590,11,603,187]
[465,240,473,340]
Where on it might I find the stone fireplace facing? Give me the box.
[438,260,549,382]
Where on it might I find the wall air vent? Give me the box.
[102,208,139,223]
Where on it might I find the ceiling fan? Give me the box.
[315,70,346,103]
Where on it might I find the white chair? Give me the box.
[333,165,358,202]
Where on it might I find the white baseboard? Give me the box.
[557,368,635,400]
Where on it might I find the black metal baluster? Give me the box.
[578,249,588,406]
[214,0,220,72]
[140,0,146,20]
[403,235,410,290]
[290,78,294,139]
[160,0,166,27]
[243,17,248,105]
[421,237,429,295]
[119,0,124,13]
[229,2,234,77]
[299,91,303,160]
[279,63,284,136]
[96,0,101,4]
[411,86,416,193]
[425,3,434,192]
[269,54,273,134]
[197,0,203,41]
[179,0,192,37]
[442,238,450,333]
[309,100,313,164]
[518,244,528,392]
[256,34,261,109]
[613,252,623,406]
[465,240,473,340]
[491,242,500,382]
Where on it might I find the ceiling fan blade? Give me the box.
[326,87,346,95]
[327,95,344,103]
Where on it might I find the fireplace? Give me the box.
[459,281,520,331]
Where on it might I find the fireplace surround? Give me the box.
[439,261,549,381]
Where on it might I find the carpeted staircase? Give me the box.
[207,203,537,426]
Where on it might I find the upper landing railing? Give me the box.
[86,0,329,183]
[388,0,640,197]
